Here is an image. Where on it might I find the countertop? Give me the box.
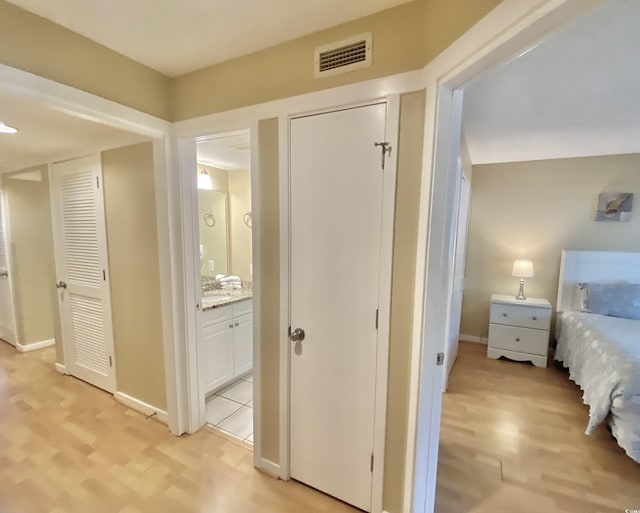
[201,289,253,311]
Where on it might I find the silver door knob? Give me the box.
[56,281,67,289]
[290,328,305,342]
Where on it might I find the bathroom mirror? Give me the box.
[198,189,229,277]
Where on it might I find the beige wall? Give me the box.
[170,0,501,120]
[0,0,500,122]
[257,118,281,463]
[461,154,640,339]
[0,1,170,120]
[3,168,56,345]
[384,90,426,513]
[198,164,229,193]
[228,169,252,281]
[102,142,167,410]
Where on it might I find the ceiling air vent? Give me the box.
[314,33,372,79]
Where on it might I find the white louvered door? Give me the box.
[0,192,17,346]
[50,156,116,392]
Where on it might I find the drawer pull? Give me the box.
[515,337,520,342]
[532,316,537,321]
[229,324,234,328]
[234,322,239,327]
[502,313,508,317]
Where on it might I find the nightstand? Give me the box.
[487,294,552,368]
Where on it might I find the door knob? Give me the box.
[290,328,305,342]
[56,281,67,289]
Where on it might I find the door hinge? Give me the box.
[375,309,379,330]
[96,176,100,189]
[370,453,374,472]
[103,269,106,281]
[436,352,444,366]
[109,355,113,367]
[288,326,291,338]
[374,141,392,170]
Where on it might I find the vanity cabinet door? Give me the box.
[201,319,234,394]
[233,313,253,376]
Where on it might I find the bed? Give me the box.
[554,250,640,463]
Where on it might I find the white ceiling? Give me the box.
[7,0,412,77]
[0,90,147,173]
[462,0,640,165]
[197,132,250,171]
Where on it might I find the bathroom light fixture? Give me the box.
[197,168,213,190]
[0,122,18,134]
[512,259,534,301]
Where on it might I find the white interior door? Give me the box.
[443,167,471,390]
[0,192,16,346]
[289,103,387,511]
[50,156,116,393]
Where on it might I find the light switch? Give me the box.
[208,260,215,272]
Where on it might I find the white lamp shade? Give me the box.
[197,169,213,190]
[512,259,534,278]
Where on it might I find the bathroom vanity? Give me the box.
[199,294,253,394]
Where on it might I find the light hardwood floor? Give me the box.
[436,341,640,513]
[1,340,638,513]
[0,341,356,513]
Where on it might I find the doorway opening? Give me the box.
[1,168,56,352]
[195,130,255,447]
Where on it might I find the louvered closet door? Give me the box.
[51,156,116,392]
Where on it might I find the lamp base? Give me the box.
[515,278,526,301]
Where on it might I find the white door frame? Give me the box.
[277,97,399,512]
[0,62,183,434]
[407,1,609,512]
[176,126,261,442]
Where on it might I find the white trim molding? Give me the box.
[54,362,68,375]
[16,338,55,352]
[259,458,281,478]
[459,334,487,345]
[114,391,169,425]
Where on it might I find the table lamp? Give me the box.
[512,259,534,301]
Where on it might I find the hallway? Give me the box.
[0,342,357,513]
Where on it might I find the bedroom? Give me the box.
[437,0,640,510]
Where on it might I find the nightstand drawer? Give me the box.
[488,324,549,356]
[490,302,551,330]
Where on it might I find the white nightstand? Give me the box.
[487,294,552,368]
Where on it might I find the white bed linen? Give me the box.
[555,311,640,463]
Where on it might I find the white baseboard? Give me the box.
[259,458,280,478]
[460,334,487,344]
[114,391,168,425]
[16,338,55,352]
[54,362,69,374]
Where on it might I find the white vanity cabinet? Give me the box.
[200,298,253,395]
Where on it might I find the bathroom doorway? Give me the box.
[195,130,254,447]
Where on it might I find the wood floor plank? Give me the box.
[2,339,638,513]
[0,341,359,513]
[435,341,640,512]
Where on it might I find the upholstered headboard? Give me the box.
[556,250,640,313]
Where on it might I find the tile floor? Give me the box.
[205,373,254,444]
